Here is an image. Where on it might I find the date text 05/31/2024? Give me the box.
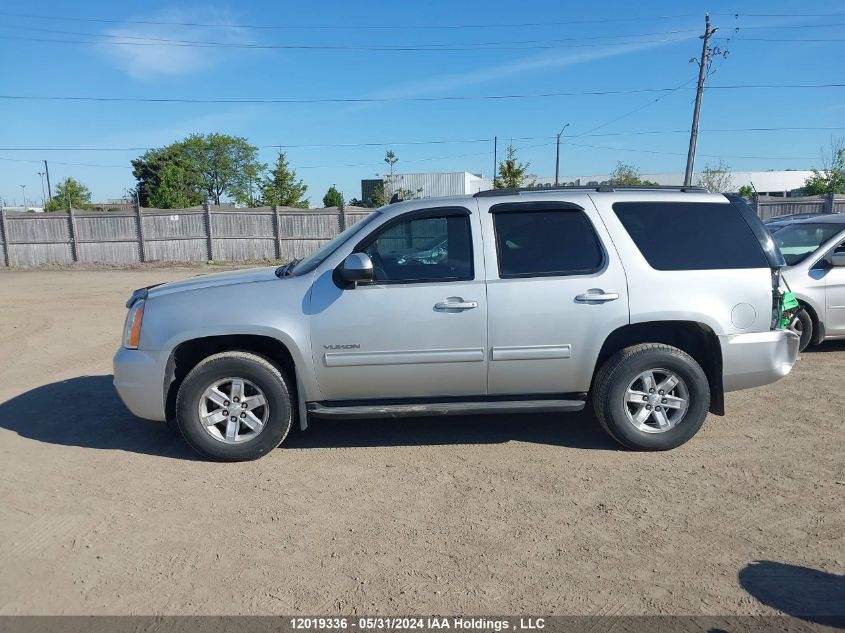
[289,618,546,631]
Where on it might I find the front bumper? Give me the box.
[720,329,800,392]
[113,347,171,421]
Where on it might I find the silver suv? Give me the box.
[114,187,799,461]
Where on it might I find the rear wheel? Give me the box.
[593,344,710,451]
[176,351,294,461]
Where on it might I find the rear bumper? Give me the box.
[113,347,170,421]
[720,329,800,392]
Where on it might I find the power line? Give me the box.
[0,33,696,51]
[715,37,845,43]
[733,22,845,29]
[0,156,131,168]
[4,21,843,51]
[0,84,842,106]
[716,12,845,18]
[571,77,697,138]
[1,126,844,153]
[0,10,702,30]
[565,141,816,161]
[0,23,704,47]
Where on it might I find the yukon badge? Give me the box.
[323,344,361,350]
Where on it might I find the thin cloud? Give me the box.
[99,7,251,80]
[370,34,695,100]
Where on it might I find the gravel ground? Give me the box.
[0,269,842,617]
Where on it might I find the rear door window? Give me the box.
[612,201,769,270]
[492,204,604,278]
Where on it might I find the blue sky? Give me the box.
[1,0,844,207]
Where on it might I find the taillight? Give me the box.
[771,269,781,330]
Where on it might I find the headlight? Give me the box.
[123,300,145,349]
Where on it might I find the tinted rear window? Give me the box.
[493,207,604,277]
[613,201,768,270]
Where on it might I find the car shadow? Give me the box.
[0,375,198,460]
[0,375,619,457]
[738,560,845,627]
[803,339,845,353]
[286,408,618,450]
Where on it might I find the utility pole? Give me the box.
[20,184,26,210]
[43,160,52,200]
[555,123,570,186]
[493,136,498,188]
[684,13,717,187]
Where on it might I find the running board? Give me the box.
[306,399,585,420]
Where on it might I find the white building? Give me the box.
[361,172,490,201]
[527,170,815,197]
[363,170,815,200]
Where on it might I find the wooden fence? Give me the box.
[752,193,845,221]
[0,205,374,268]
[1,195,844,268]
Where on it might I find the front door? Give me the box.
[477,197,629,395]
[826,240,845,336]
[308,205,488,401]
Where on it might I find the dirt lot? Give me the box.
[0,268,842,617]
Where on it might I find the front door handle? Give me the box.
[575,290,620,303]
[435,297,479,311]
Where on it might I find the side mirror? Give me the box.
[339,252,374,286]
[831,253,845,268]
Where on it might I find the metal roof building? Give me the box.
[362,169,816,201]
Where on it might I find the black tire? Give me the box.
[793,308,813,352]
[592,344,710,451]
[175,351,294,461]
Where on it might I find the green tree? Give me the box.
[44,177,92,211]
[131,145,198,208]
[131,134,263,207]
[148,162,203,209]
[180,133,264,205]
[260,151,309,208]
[738,184,754,198]
[322,184,344,208]
[803,141,845,195]
[382,149,400,200]
[494,143,530,189]
[374,150,422,204]
[697,160,735,193]
[609,161,659,186]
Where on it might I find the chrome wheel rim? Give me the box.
[198,377,269,444]
[624,368,689,433]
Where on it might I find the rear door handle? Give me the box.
[575,290,619,303]
[435,297,479,311]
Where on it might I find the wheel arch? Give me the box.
[796,299,823,344]
[593,320,724,416]
[165,334,301,423]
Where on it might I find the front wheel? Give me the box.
[592,344,710,451]
[792,308,813,352]
[175,351,294,461]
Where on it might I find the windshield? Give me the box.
[291,211,381,276]
[774,222,845,266]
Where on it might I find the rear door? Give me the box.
[477,195,630,395]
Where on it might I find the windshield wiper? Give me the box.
[275,258,301,278]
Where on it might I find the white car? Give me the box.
[777,215,845,350]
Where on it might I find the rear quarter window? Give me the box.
[612,201,769,270]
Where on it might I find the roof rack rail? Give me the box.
[474,185,708,197]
